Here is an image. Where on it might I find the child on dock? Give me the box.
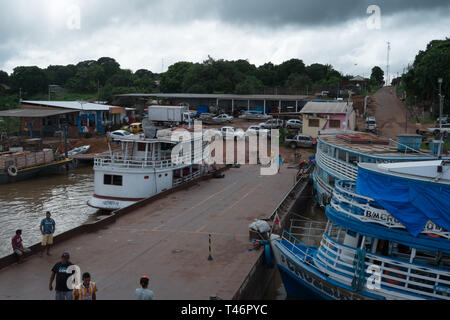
[40,211,55,257]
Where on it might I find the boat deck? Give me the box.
[0,165,297,300]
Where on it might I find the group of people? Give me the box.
[12,211,55,263]
[11,211,155,300]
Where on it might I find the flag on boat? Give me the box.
[274,213,281,227]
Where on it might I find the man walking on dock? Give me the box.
[40,211,55,257]
[49,252,74,300]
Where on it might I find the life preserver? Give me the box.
[383,266,404,285]
[7,165,18,177]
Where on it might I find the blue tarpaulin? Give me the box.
[356,166,450,237]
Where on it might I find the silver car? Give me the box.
[286,119,303,129]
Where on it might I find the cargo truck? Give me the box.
[148,105,193,126]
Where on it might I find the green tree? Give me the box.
[0,70,9,85]
[10,66,49,97]
[370,66,385,86]
[160,62,193,92]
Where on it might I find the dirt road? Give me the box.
[368,86,416,138]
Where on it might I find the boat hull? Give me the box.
[0,159,72,185]
[87,194,139,211]
[271,239,375,300]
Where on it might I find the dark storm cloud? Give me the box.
[211,0,450,27]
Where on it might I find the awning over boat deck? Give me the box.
[0,109,78,118]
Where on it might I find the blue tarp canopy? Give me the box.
[356,166,450,237]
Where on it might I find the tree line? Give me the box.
[0,56,386,105]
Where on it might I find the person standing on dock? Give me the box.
[40,211,55,257]
[49,252,74,300]
[12,230,31,263]
[74,272,98,301]
[135,276,154,300]
[278,155,283,173]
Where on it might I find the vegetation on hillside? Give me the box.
[392,38,449,114]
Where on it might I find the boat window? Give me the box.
[337,149,347,162]
[137,143,146,152]
[348,153,358,165]
[104,174,123,186]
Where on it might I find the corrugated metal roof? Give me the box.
[300,101,353,114]
[21,101,136,111]
[22,100,115,111]
[0,108,78,118]
[116,93,309,101]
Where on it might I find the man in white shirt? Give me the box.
[135,276,154,300]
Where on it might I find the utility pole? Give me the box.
[386,42,391,86]
[438,78,443,158]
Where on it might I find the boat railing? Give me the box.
[331,181,450,239]
[280,231,318,266]
[94,153,195,169]
[288,218,329,247]
[316,147,358,181]
[173,169,202,186]
[313,167,334,196]
[316,233,450,300]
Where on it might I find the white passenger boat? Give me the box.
[88,129,209,210]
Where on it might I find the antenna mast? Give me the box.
[386,41,391,86]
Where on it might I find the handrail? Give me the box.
[316,233,450,300]
[316,147,358,181]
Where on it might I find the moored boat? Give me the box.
[271,160,450,300]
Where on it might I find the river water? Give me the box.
[264,195,327,300]
[0,166,98,258]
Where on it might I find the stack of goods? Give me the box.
[43,149,55,163]
[35,151,45,165]
[13,153,27,169]
[0,148,55,171]
[26,152,36,167]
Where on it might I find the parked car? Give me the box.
[199,113,214,120]
[220,126,245,140]
[285,134,315,149]
[108,130,134,140]
[437,115,449,124]
[286,119,303,130]
[245,125,271,137]
[261,119,285,129]
[213,114,234,123]
[239,112,273,121]
[428,123,450,138]
[365,117,377,132]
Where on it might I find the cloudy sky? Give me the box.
[1,0,449,82]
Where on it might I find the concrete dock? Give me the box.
[0,165,298,300]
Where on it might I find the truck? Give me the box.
[285,134,315,149]
[148,105,193,126]
[365,117,377,133]
[428,124,450,138]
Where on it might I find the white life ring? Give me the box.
[7,165,18,177]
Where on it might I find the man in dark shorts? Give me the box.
[49,252,75,300]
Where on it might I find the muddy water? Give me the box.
[264,195,327,300]
[0,166,99,258]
